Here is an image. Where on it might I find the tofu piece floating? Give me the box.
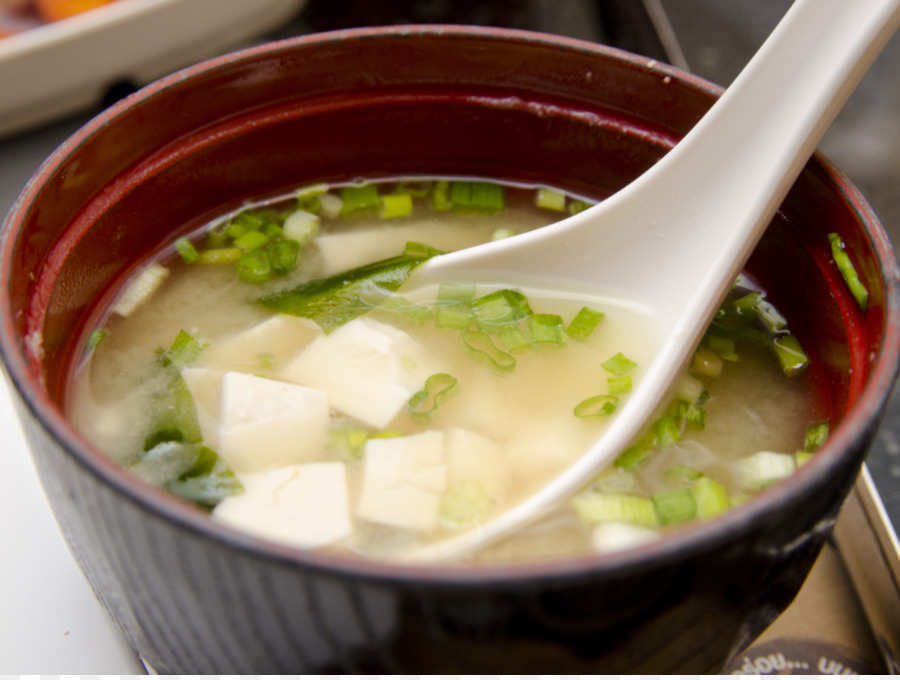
[217,372,330,473]
[281,316,439,429]
[314,220,487,275]
[444,428,508,501]
[214,462,353,549]
[357,430,447,532]
[198,314,321,374]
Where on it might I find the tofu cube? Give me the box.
[445,428,508,501]
[217,372,330,473]
[280,316,438,428]
[214,462,352,549]
[198,314,321,374]
[357,430,447,532]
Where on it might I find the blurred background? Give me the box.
[1,0,898,672]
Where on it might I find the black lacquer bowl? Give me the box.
[1,26,898,673]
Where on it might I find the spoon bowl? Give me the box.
[402,0,900,560]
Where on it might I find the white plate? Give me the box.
[0,0,307,138]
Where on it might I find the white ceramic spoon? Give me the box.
[401,0,900,562]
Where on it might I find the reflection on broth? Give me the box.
[68,179,825,563]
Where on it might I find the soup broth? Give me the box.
[68,179,823,563]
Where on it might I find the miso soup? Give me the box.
[68,178,825,563]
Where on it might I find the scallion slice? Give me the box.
[448,181,506,214]
[601,351,637,376]
[328,428,369,461]
[461,330,516,373]
[198,247,244,265]
[772,334,809,377]
[534,187,566,212]
[282,209,320,244]
[408,373,459,422]
[236,250,272,284]
[573,491,659,527]
[735,450,796,492]
[233,229,271,252]
[175,237,200,264]
[608,375,632,395]
[269,239,300,276]
[574,394,617,419]
[566,306,605,341]
[691,476,730,519]
[828,232,869,310]
[651,487,697,526]
[380,193,414,219]
[804,420,829,452]
[613,445,651,472]
[341,184,382,217]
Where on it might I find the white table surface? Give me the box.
[0,374,146,673]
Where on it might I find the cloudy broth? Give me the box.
[68,179,821,563]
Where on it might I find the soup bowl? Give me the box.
[1,26,898,674]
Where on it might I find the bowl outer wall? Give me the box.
[1,25,899,673]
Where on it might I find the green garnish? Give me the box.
[341,184,382,217]
[440,480,490,529]
[175,237,200,264]
[408,373,459,422]
[534,187,567,212]
[573,492,659,527]
[651,487,696,526]
[566,306,605,341]
[829,232,869,310]
[257,242,442,333]
[601,352,638,376]
[803,420,830,452]
[574,394,618,419]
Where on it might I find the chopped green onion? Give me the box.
[318,192,343,218]
[296,182,328,200]
[796,451,814,467]
[440,480,489,529]
[282,209,321,244]
[528,313,567,346]
[566,306,605,341]
[573,491,659,527]
[613,445,651,472]
[461,330,516,373]
[205,227,228,249]
[601,351,637,376]
[433,180,451,211]
[691,347,723,377]
[735,450,796,492]
[470,289,533,328]
[341,184,382,217]
[829,232,869,311]
[676,375,705,404]
[608,375,632,395]
[772,334,809,377]
[732,291,788,334]
[233,229,271,252]
[534,187,566,212]
[438,283,476,303]
[495,321,531,353]
[175,237,200,264]
[258,352,276,369]
[84,328,108,354]
[380,193,413,219]
[231,210,268,232]
[705,333,739,361]
[568,199,593,215]
[691,476,730,519]
[408,373,459,422]
[653,414,681,448]
[268,239,300,276]
[651,487,697,526]
[435,302,475,330]
[198,247,243,265]
[574,394,617,419]
[236,250,272,284]
[804,420,830,452]
[449,181,506,214]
